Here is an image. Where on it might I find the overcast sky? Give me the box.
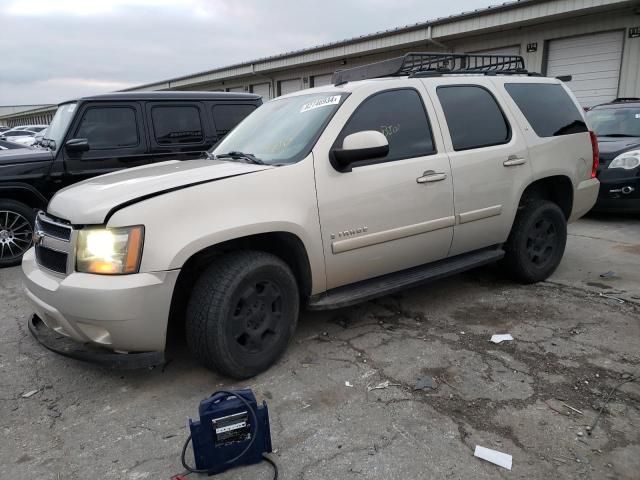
[1,0,497,105]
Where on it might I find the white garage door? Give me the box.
[226,86,245,93]
[312,73,334,87]
[278,78,302,96]
[251,83,271,100]
[547,31,624,107]
[472,45,521,56]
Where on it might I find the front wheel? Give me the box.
[503,200,567,284]
[0,200,35,268]
[186,251,300,379]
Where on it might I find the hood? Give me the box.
[0,147,53,165]
[48,159,273,224]
[597,136,640,164]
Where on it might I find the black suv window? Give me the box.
[75,107,138,149]
[212,104,256,137]
[336,89,435,163]
[151,105,204,144]
[437,86,510,151]
[505,83,588,137]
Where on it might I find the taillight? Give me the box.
[589,131,599,179]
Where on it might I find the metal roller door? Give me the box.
[226,86,245,93]
[251,83,271,100]
[311,73,333,87]
[546,31,624,106]
[278,78,302,96]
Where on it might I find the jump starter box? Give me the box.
[188,389,272,475]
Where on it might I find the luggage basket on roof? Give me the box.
[332,52,528,85]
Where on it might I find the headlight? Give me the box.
[76,226,144,274]
[609,150,640,170]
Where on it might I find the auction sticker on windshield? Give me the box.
[300,95,341,113]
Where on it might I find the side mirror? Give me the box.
[65,138,90,153]
[331,130,389,172]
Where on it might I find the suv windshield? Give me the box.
[587,107,640,137]
[45,102,77,149]
[212,92,347,164]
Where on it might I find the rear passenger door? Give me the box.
[62,102,147,186]
[146,102,213,162]
[425,81,533,256]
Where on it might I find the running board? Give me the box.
[307,248,505,310]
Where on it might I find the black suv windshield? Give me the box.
[45,102,77,149]
[587,107,640,137]
[212,92,347,164]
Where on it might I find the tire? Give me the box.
[503,200,567,284]
[0,199,35,268]
[186,251,300,379]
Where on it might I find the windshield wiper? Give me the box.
[598,133,638,138]
[215,151,266,165]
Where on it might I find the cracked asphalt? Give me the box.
[1,214,639,479]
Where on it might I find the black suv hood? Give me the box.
[0,147,54,165]
[597,136,640,164]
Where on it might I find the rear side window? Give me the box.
[212,104,257,137]
[505,83,588,137]
[75,107,139,149]
[336,88,435,163]
[151,105,204,144]
[437,86,510,151]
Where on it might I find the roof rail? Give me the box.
[332,52,528,85]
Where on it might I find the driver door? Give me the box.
[61,102,147,188]
[313,83,455,289]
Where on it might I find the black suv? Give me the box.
[0,91,261,266]
[587,98,640,213]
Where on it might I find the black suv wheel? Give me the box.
[503,200,567,284]
[186,251,299,379]
[0,200,35,268]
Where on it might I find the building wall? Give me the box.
[157,7,640,104]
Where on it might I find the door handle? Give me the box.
[417,171,447,184]
[503,155,527,167]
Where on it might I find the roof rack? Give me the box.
[332,52,528,85]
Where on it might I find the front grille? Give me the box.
[36,213,72,241]
[35,245,68,274]
[34,212,74,275]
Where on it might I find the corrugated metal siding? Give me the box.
[124,0,634,93]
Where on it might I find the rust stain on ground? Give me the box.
[614,243,640,255]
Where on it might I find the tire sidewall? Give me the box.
[186,252,300,378]
[216,262,299,374]
[512,202,567,282]
[0,200,35,268]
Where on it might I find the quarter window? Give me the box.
[437,86,510,151]
[336,89,435,163]
[151,105,204,144]
[505,83,588,137]
[212,104,256,137]
[75,107,138,149]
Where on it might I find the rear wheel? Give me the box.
[503,200,567,284]
[0,200,35,268]
[186,251,299,379]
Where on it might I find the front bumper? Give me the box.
[594,171,640,213]
[22,248,180,359]
[29,315,164,369]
